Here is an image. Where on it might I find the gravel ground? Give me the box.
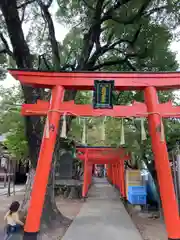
[127,205,168,240]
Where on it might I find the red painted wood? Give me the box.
[120,161,126,198]
[21,100,180,118]
[82,150,92,198]
[145,86,180,239]
[24,86,64,233]
[77,156,121,164]
[9,69,180,90]
[77,147,127,152]
[77,148,130,163]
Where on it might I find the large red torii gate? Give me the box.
[9,69,180,240]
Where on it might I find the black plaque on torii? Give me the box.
[93,80,114,109]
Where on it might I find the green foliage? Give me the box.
[0,86,28,161]
[75,91,92,104]
[165,118,180,151]
[55,0,179,71]
[4,122,28,161]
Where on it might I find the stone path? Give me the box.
[62,178,143,240]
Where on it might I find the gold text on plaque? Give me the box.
[101,86,106,103]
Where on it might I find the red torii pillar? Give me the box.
[117,163,120,189]
[107,164,112,182]
[112,158,126,199]
[145,87,180,240]
[119,160,126,198]
[109,164,112,181]
[82,150,89,198]
[23,86,64,239]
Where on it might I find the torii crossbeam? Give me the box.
[21,99,180,118]
[9,69,180,240]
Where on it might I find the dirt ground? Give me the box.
[128,205,168,240]
[0,190,83,239]
[41,198,83,240]
[0,190,168,240]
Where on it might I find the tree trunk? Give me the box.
[0,0,43,169]
[21,168,35,214]
[0,0,77,230]
[0,0,66,229]
[151,171,163,219]
[21,169,71,230]
[145,160,163,218]
[21,136,72,230]
[41,158,71,230]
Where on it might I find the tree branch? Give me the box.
[17,0,35,9]
[42,54,51,69]
[112,91,121,104]
[90,57,128,70]
[45,0,53,8]
[37,54,51,70]
[90,46,142,71]
[144,5,170,18]
[126,59,137,71]
[123,0,152,24]
[86,39,128,68]
[60,63,76,71]
[87,25,142,69]
[102,0,111,11]
[102,0,151,25]
[37,0,60,70]
[81,0,95,11]
[0,33,13,57]
[101,0,132,23]
[78,0,150,70]
[20,4,27,23]
[0,49,6,54]
[77,0,105,69]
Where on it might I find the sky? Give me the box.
[2,1,180,91]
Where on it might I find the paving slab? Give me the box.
[62,178,143,240]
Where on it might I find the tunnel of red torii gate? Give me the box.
[9,69,180,240]
[76,146,130,199]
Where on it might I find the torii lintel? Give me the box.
[8,69,180,90]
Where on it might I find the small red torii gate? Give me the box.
[9,69,180,240]
[76,147,130,199]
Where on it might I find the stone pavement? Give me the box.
[62,178,143,240]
